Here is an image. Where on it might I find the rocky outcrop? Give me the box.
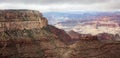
[0,10,42,21]
[0,10,48,31]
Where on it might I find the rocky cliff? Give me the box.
[0,10,48,31]
[0,10,71,58]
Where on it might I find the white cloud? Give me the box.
[0,0,119,12]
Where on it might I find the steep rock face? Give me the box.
[0,10,69,58]
[0,10,48,31]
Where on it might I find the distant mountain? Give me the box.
[43,11,120,25]
[43,11,100,24]
[72,17,120,35]
[48,11,120,35]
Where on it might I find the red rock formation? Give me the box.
[67,30,80,40]
[46,25,72,44]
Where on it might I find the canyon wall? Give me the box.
[0,10,71,58]
[0,10,48,31]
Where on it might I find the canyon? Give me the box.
[0,10,120,58]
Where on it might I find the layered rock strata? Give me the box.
[0,10,48,31]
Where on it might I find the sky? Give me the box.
[0,0,120,12]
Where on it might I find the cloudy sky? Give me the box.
[0,0,120,12]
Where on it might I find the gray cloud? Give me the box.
[39,0,110,4]
[0,0,111,5]
[108,2,120,9]
[99,1,120,11]
[0,0,120,12]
